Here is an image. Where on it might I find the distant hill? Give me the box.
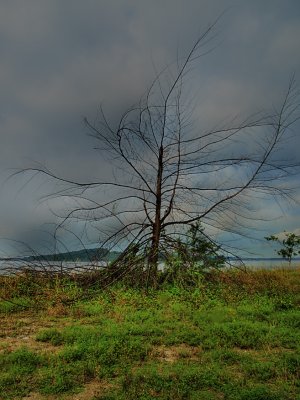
[25,248,121,262]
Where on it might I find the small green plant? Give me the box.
[164,222,225,285]
[36,328,64,345]
[0,348,43,399]
[266,232,300,265]
[38,363,85,395]
[187,222,225,269]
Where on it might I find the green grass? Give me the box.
[0,347,43,398]
[0,268,299,399]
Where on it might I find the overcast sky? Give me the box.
[0,0,300,258]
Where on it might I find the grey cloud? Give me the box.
[0,0,300,256]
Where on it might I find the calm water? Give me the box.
[0,260,108,275]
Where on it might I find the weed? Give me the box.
[209,349,242,365]
[38,362,85,395]
[0,347,42,399]
[36,328,64,345]
[201,320,270,349]
[237,385,283,400]
[0,297,32,313]
[244,360,278,381]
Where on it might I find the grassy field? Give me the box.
[0,268,299,399]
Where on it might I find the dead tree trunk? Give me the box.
[148,145,164,284]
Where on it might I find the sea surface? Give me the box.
[0,260,108,275]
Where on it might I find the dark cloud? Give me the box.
[0,0,300,255]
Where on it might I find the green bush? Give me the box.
[36,328,64,345]
[0,348,42,399]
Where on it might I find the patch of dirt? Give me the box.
[0,313,72,353]
[22,380,115,400]
[71,380,114,400]
[1,313,64,336]
[0,335,60,354]
[22,393,56,400]
[151,344,201,363]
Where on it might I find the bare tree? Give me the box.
[14,22,300,286]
